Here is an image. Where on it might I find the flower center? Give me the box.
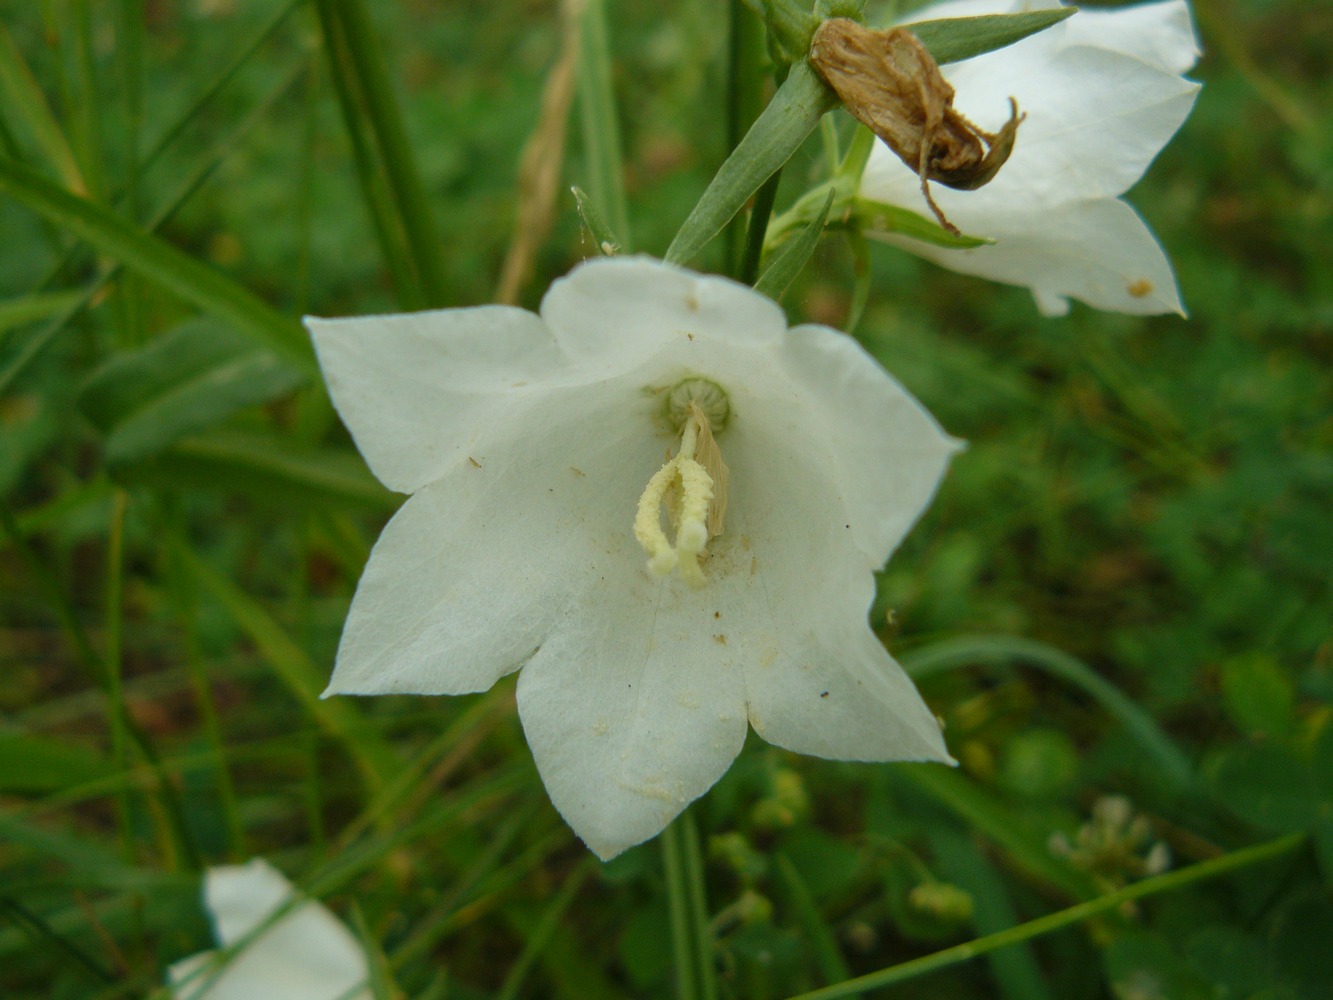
[634,378,731,588]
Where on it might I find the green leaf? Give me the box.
[1208,743,1318,833]
[119,428,398,512]
[855,198,991,248]
[1219,652,1295,738]
[79,318,305,465]
[907,8,1079,66]
[0,730,113,793]
[0,156,314,372]
[755,188,833,300]
[666,61,837,266]
[0,22,85,192]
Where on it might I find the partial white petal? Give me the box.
[775,326,960,563]
[327,378,655,696]
[307,306,561,494]
[717,415,952,762]
[516,552,749,861]
[873,197,1185,316]
[540,256,787,366]
[168,860,370,1000]
[1061,0,1200,75]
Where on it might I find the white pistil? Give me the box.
[633,396,727,588]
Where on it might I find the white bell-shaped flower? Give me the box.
[167,859,371,1000]
[860,0,1201,316]
[308,256,960,859]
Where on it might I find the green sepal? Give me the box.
[908,7,1078,65]
[572,185,623,256]
[855,198,993,248]
[755,188,834,301]
[666,61,837,266]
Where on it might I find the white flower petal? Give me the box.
[516,567,750,860]
[874,197,1185,316]
[326,378,653,696]
[540,256,788,365]
[1060,0,1200,75]
[777,325,961,562]
[168,860,370,1000]
[308,306,561,494]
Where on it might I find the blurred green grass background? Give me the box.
[0,1,1329,998]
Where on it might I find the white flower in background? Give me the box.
[860,0,1201,316]
[167,859,370,1000]
[307,256,959,860]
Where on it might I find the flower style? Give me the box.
[859,0,1201,316]
[167,859,370,1000]
[308,256,960,859]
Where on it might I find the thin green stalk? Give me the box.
[164,500,247,859]
[722,0,766,274]
[681,813,718,1000]
[70,0,109,202]
[104,490,136,865]
[738,169,782,285]
[577,0,631,250]
[0,499,201,870]
[662,819,699,1000]
[784,833,1307,1000]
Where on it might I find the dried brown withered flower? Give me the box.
[810,17,1025,235]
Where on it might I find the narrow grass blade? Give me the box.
[335,0,448,304]
[775,854,856,994]
[313,0,423,309]
[784,832,1306,1000]
[0,21,85,192]
[929,827,1054,1000]
[667,62,837,266]
[577,0,631,250]
[0,157,314,371]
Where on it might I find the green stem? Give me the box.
[662,819,698,1000]
[722,0,766,274]
[682,812,717,1000]
[104,490,135,864]
[739,168,782,285]
[784,832,1307,1000]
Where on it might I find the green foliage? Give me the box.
[1,1,1329,998]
